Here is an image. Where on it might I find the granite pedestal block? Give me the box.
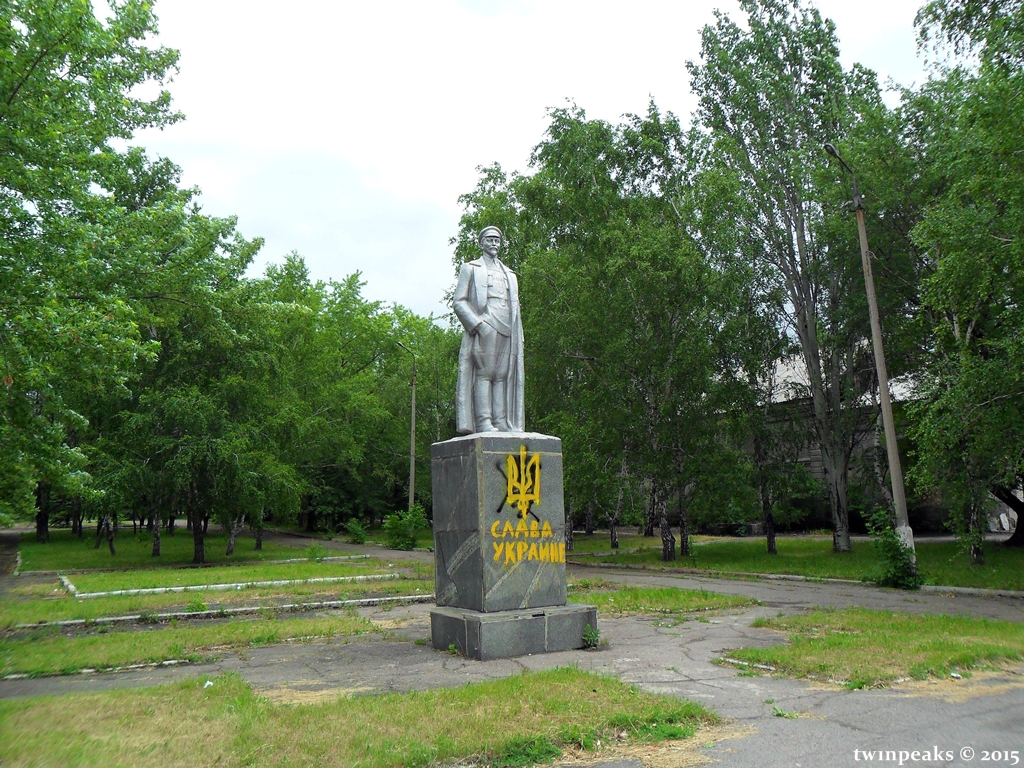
[430,432,597,660]
[431,604,599,661]
[431,433,567,613]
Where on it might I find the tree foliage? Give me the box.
[908,0,1024,558]
[4,1,455,562]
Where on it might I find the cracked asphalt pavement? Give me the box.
[3,534,1023,767]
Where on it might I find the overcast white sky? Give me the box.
[137,0,929,318]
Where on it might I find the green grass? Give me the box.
[67,559,394,593]
[0,668,717,767]
[569,532,721,555]
[725,607,1024,688]
[912,542,1024,590]
[19,529,295,571]
[0,614,377,677]
[0,577,435,629]
[580,536,1024,590]
[569,582,757,616]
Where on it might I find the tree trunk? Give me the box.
[94,517,106,549]
[759,463,777,555]
[643,490,656,537]
[968,499,984,565]
[609,458,626,550]
[226,514,244,556]
[825,456,851,553]
[656,485,675,562]
[192,516,205,564]
[106,520,116,555]
[189,486,205,565]
[992,486,1024,547]
[793,284,852,554]
[34,482,50,542]
[150,497,161,557]
[71,498,83,538]
[584,503,595,536]
[609,492,620,550]
[678,491,690,558]
[255,526,263,551]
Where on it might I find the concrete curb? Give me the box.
[13,593,436,630]
[19,554,370,577]
[919,584,1024,599]
[568,559,1024,598]
[60,572,399,599]
[2,658,193,681]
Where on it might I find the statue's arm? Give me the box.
[453,263,483,334]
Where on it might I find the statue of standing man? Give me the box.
[454,226,525,434]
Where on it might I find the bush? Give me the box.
[866,506,923,590]
[382,504,428,551]
[303,542,328,562]
[344,519,367,545]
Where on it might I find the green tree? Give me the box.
[0,0,179,526]
[455,105,752,561]
[686,0,887,551]
[908,0,1024,559]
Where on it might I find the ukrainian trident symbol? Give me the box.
[506,445,541,519]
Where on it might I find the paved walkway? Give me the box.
[3,530,1023,767]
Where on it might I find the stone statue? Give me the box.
[454,226,525,434]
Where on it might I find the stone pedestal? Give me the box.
[429,432,596,660]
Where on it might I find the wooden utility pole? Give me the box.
[825,143,917,566]
[397,341,417,511]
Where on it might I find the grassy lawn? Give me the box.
[570,532,726,555]
[19,529,295,571]
[574,535,1024,590]
[0,614,378,677]
[67,559,396,593]
[0,577,435,629]
[570,579,757,617]
[724,608,1024,689]
[0,668,716,767]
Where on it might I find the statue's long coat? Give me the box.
[453,258,525,435]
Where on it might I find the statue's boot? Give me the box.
[492,381,509,431]
[474,380,498,432]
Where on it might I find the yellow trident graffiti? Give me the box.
[506,445,541,518]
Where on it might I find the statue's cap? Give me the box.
[478,226,503,243]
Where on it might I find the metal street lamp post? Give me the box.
[396,341,417,512]
[824,142,916,565]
